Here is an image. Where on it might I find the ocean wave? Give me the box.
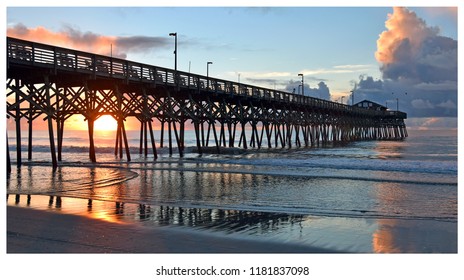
[181,155,457,176]
[15,151,456,187]
[118,163,455,187]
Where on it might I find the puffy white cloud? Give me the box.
[375,7,457,83]
[284,80,331,100]
[376,7,439,65]
[354,7,456,119]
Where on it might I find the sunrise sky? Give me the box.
[5,1,459,130]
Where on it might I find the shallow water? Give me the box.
[7,194,457,253]
[6,129,458,252]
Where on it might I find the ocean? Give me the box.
[6,128,457,253]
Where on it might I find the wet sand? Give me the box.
[7,206,335,253]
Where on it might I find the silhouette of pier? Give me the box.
[6,37,407,170]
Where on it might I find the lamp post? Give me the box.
[207,61,212,89]
[169,32,177,72]
[350,90,354,105]
[391,92,401,111]
[298,73,304,95]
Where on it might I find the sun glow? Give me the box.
[94,115,118,131]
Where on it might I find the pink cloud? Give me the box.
[375,7,439,65]
[7,23,170,59]
[7,23,118,56]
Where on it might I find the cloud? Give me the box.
[436,100,456,109]
[229,71,292,87]
[420,117,441,127]
[411,99,434,109]
[301,64,373,76]
[353,75,457,118]
[406,117,457,130]
[334,64,372,70]
[230,71,292,79]
[376,7,438,65]
[115,36,170,54]
[413,81,457,91]
[354,7,457,119]
[375,7,457,83]
[357,75,384,92]
[311,81,331,100]
[241,69,333,90]
[7,23,170,59]
[245,78,281,85]
[284,80,331,100]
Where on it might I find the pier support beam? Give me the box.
[15,81,21,168]
[27,101,33,160]
[44,76,58,171]
[148,120,158,159]
[7,132,11,174]
[121,119,131,161]
[87,116,96,163]
[114,118,131,161]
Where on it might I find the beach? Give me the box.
[7,206,334,253]
[7,193,457,254]
[4,203,461,280]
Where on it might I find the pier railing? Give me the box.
[7,37,406,120]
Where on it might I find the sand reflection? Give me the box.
[371,180,457,253]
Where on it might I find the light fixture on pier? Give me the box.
[207,61,213,77]
[207,61,213,89]
[169,33,177,72]
[391,92,403,111]
[298,73,304,96]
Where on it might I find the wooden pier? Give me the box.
[6,37,407,170]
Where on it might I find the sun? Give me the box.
[94,115,118,131]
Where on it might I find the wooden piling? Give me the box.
[194,122,202,154]
[7,132,11,174]
[139,121,144,154]
[15,81,21,167]
[160,120,165,148]
[27,102,33,160]
[148,120,158,159]
[121,119,131,161]
[144,121,148,156]
[87,117,96,163]
[168,121,173,155]
[44,76,57,170]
